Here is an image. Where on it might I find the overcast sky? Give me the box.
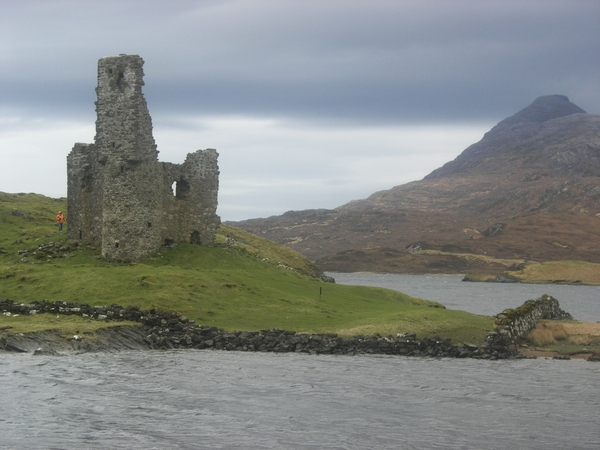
[1,0,599,221]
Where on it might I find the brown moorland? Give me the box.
[232,96,600,276]
[520,320,600,359]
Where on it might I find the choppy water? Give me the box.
[2,274,600,449]
[329,273,600,321]
[1,351,599,449]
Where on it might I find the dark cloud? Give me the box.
[2,0,598,122]
[1,0,598,219]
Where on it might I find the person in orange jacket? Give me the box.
[56,211,66,233]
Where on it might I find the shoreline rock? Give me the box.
[462,273,520,283]
[1,326,150,354]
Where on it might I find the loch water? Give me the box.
[2,275,600,449]
[329,272,600,322]
[2,350,600,450]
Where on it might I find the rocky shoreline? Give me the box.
[0,296,575,360]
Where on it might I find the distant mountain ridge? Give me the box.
[232,96,600,274]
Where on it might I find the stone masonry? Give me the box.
[2,296,574,359]
[67,55,220,262]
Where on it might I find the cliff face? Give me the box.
[232,96,600,273]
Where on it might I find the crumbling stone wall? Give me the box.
[67,54,220,262]
[484,294,572,353]
[0,296,574,359]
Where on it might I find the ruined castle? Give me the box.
[67,54,220,262]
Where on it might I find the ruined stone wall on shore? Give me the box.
[2,297,571,359]
[484,294,572,351]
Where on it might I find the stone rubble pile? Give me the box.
[17,242,75,262]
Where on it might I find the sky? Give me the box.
[1,0,599,221]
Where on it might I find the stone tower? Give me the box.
[67,54,220,262]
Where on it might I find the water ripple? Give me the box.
[1,351,599,449]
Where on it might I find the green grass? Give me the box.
[0,192,64,245]
[0,192,494,344]
[0,314,140,339]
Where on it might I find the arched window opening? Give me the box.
[175,179,190,200]
[190,230,201,245]
[116,72,125,91]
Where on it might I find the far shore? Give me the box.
[330,271,600,287]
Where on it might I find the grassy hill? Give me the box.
[1,192,497,343]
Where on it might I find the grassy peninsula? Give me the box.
[465,260,600,285]
[0,192,494,344]
[3,192,598,359]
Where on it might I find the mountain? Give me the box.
[231,96,600,274]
